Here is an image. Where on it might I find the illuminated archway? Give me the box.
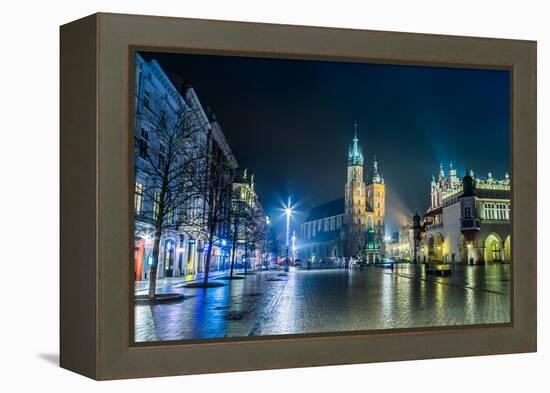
[504,236,511,262]
[427,235,435,261]
[459,235,468,263]
[433,233,444,262]
[484,233,503,263]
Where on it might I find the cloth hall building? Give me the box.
[411,163,511,265]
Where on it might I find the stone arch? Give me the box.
[427,235,435,261]
[433,233,444,262]
[484,232,503,263]
[418,237,428,263]
[504,235,511,262]
[459,234,469,263]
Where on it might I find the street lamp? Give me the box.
[284,197,293,272]
[291,230,297,263]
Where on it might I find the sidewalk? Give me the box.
[134,268,265,294]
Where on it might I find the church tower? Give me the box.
[366,156,386,256]
[345,122,367,256]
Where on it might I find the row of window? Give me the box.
[135,181,199,225]
[484,203,510,220]
[135,181,164,221]
[303,215,384,240]
[303,216,343,239]
[462,203,510,220]
[138,127,168,169]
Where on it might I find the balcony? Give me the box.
[461,217,480,230]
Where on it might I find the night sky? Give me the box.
[141,52,510,234]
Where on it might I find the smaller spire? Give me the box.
[439,163,445,180]
[372,156,382,183]
[354,120,358,139]
[450,161,453,170]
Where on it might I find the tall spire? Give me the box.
[348,122,363,166]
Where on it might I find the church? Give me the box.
[300,124,386,263]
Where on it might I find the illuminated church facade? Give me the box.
[300,124,386,263]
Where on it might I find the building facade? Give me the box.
[413,163,511,264]
[133,53,266,281]
[386,224,412,261]
[301,125,386,263]
[230,169,269,270]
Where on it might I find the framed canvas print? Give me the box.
[60,13,537,380]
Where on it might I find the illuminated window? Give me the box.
[134,182,143,214]
[485,203,494,219]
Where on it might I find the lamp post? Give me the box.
[291,230,297,264]
[284,197,292,272]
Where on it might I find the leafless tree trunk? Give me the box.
[134,88,208,299]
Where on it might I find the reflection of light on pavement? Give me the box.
[133,265,511,342]
[400,270,413,325]
[419,276,426,310]
[276,274,299,333]
[380,271,394,328]
[134,305,158,342]
[433,280,445,325]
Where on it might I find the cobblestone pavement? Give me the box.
[134,264,510,342]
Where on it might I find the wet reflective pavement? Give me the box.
[134,264,510,342]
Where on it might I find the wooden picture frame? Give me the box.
[60,12,536,380]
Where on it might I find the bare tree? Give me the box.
[242,204,269,274]
[134,91,207,299]
[226,185,252,278]
[180,135,235,286]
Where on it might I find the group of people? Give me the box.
[308,256,364,270]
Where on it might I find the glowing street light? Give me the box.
[284,197,293,271]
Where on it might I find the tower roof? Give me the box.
[348,122,364,166]
[372,156,383,184]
